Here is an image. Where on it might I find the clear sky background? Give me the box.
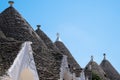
[0,0,120,73]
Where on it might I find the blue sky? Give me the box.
[0,0,120,73]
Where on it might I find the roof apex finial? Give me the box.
[56,33,61,41]
[8,1,14,7]
[57,33,60,38]
[37,25,41,30]
[91,55,93,62]
[103,53,106,60]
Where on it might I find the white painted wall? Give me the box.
[7,42,39,80]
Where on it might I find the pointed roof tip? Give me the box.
[91,55,93,62]
[37,25,41,30]
[8,1,14,7]
[56,33,62,42]
[103,53,106,60]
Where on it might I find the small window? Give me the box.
[68,64,70,68]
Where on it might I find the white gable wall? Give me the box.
[59,55,86,80]
[7,41,39,80]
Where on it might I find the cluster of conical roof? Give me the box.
[0,1,120,80]
[0,1,81,80]
[85,54,120,80]
[85,55,109,80]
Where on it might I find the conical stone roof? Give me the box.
[0,5,62,80]
[0,6,45,46]
[54,36,81,77]
[0,41,23,76]
[0,28,16,42]
[85,56,110,80]
[35,25,62,60]
[35,25,63,79]
[100,54,120,80]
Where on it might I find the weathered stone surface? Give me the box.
[35,26,63,80]
[0,41,23,76]
[35,26,63,60]
[54,41,81,77]
[85,61,110,80]
[0,6,62,80]
[100,59,120,80]
[0,6,46,47]
[0,28,6,39]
